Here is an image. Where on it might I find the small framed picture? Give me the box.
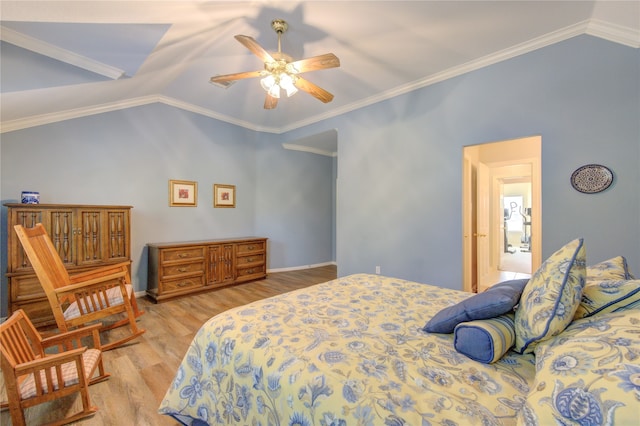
[213,184,236,208]
[169,180,197,207]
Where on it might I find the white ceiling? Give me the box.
[1,1,639,138]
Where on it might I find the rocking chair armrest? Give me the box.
[14,347,87,375]
[41,323,103,350]
[69,261,131,283]
[55,271,128,295]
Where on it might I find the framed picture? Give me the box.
[214,184,236,208]
[169,180,197,206]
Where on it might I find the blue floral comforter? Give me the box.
[159,274,536,425]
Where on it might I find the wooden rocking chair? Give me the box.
[0,309,110,426]
[13,223,145,351]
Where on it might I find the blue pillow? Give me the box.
[423,279,529,334]
[454,314,516,363]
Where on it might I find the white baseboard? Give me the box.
[267,261,336,273]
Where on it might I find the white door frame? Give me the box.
[462,136,541,292]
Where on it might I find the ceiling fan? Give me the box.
[210,19,340,109]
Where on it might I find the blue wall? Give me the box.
[320,35,638,288]
[254,133,334,269]
[1,104,335,316]
[1,34,638,316]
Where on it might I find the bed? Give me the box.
[159,239,640,425]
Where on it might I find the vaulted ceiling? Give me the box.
[1,1,638,135]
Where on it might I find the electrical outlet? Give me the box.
[375,266,380,274]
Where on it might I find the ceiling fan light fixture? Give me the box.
[267,82,281,98]
[284,84,297,97]
[260,74,276,91]
[280,73,298,97]
[261,71,297,98]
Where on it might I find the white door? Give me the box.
[462,157,474,292]
[476,162,491,290]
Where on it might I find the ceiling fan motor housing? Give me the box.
[271,19,288,34]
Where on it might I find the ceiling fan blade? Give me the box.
[264,94,278,109]
[235,35,275,63]
[294,77,334,103]
[210,70,263,84]
[288,53,340,73]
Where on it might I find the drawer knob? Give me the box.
[178,268,187,273]
[177,282,188,287]
[178,253,189,258]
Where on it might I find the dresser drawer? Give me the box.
[12,299,55,327]
[161,261,205,278]
[236,253,265,266]
[236,264,266,281]
[10,275,45,301]
[161,275,205,293]
[161,246,205,263]
[236,241,265,255]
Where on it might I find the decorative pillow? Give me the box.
[587,256,634,281]
[574,279,640,319]
[514,239,585,354]
[453,314,515,364]
[517,311,640,426]
[423,279,529,334]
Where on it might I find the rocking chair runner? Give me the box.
[13,223,145,351]
[0,309,110,426]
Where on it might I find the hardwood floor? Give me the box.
[0,265,337,426]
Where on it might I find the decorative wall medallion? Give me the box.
[570,164,613,194]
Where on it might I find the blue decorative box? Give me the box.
[21,191,40,204]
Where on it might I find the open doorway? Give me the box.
[462,136,541,293]
[500,180,532,275]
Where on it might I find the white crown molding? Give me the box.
[276,21,592,133]
[0,25,126,80]
[328,21,590,118]
[282,143,336,157]
[0,95,158,133]
[285,18,638,132]
[157,96,280,134]
[586,19,640,48]
[1,18,636,134]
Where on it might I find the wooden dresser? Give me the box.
[4,203,132,327]
[146,237,267,302]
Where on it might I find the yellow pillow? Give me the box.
[574,279,640,319]
[586,256,634,281]
[518,311,640,425]
[514,239,586,354]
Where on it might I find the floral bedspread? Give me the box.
[159,274,536,425]
[518,309,640,425]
